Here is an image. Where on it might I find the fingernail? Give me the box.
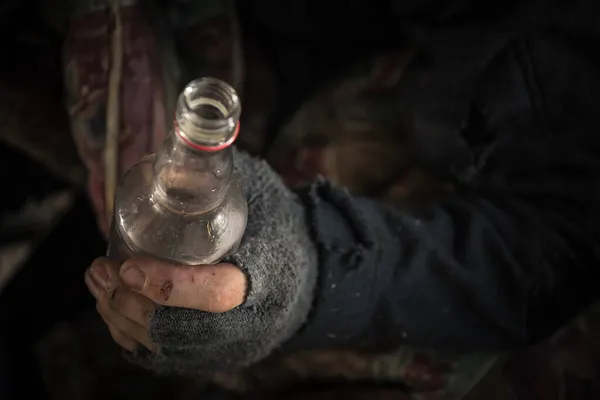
[121,266,146,290]
[90,264,109,286]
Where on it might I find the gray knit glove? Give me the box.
[128,149,318,374]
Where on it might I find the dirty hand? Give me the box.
[84,257,247,353]
[85,149,318,373]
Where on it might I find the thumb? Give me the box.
[119,257,247,312]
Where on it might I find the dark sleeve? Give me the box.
[286,130,600,353]
[284,3,600,352]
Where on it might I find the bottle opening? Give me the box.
[175,77,242,152]
[195,102,227,121]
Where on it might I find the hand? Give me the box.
[84,149,318,373]
[84,256,247,353]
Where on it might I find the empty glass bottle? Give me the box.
[107,77,248,265]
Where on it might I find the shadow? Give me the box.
[0,144,105,399]
[0,195,105,399]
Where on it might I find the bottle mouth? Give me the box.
[175,120,240,152]
[174,77,242,152]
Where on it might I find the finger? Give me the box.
[105,319,138,352]
[120,258,247,312]
[87,257,121,291]
[109,286,155,329]
[97,298,156,352]
[84,269,101,299]
[96,287,157,352]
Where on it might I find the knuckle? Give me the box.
[109,287,126,310]
[231,269,247,293]
[90,257,107,268]
[211,288,236,312]
[211,296,229,312]
[110,288,139,319]
[96,291,115,317]
[90,257,116,275]
[143,308,154,323]
[205,269,245,312]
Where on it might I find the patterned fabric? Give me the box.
[63,0,169,235]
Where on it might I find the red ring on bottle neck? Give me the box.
[174,119,240,152]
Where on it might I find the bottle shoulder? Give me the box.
[113,155,248,265]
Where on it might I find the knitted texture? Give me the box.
[127,149,318,374]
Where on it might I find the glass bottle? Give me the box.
[107,77,247,265]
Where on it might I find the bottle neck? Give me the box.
[150,77,240,214]
[151,131,233,214]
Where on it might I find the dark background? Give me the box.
[0,3,105,399]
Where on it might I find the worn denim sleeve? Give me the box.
[281,0,600,355]
[286,129,600,353]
